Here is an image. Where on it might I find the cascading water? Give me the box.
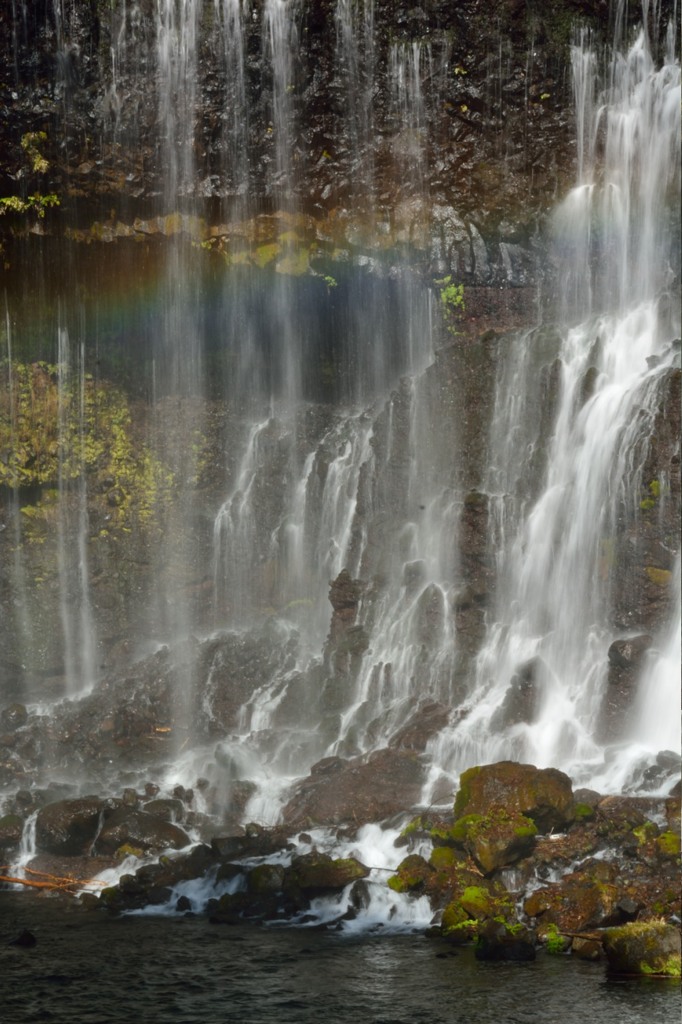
[335,0,376,205]
[428,17,681,796]
[56,327,97,697]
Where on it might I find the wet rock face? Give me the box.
[94,807,191,856]
[491,657,543,732]
[281,746,425,827]
[597,635,653,741]
[3,0,671,277]
[612,367,681,631]
[35,797,105,856]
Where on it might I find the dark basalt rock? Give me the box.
[35,797,106,857]
[282,747,425,828]
[93,807,191,856]
[490,657,544,732]
[388,701,450,752]
[598,635,654,741]
[0,812,24,854]
[0,704,28,731]
[474,920,536,962]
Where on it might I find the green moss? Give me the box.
[645,566,672,587]
[545,922,567,954]
[276,245,310,276]
[640,956,681,978]
[573,802,596,822]
[388,854,431,894]
[115,843,144,860]
[656,831,681,857]
[434,275,465,335]
[441,901,476,939]
[633,821,660,844]
[400,814,431,838]
[453,766,481,818]
[252,242,280,268]
[447,813,484,844]
[429,846,459,870]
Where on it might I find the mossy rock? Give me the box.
[247,863,286,894]
[428,846,460,870]
[454,761,574,833]
[445,807,537,875]
[525,877,621,933]
[573,802,596,822]
[387,853,433,893]
[603,920,681,977]
[441,902,478,943]
[285,852,369,894]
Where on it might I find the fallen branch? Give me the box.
[1,865,107,892]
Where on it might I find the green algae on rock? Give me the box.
[602,920,682,978]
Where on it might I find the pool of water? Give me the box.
[1,893,680,1024]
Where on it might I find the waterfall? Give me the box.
[335,0,376,205]
[213,0,249,203]
[427,16,681,795]
[56,327,97,696]
[263,0,301,201]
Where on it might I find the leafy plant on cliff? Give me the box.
[0,360,173,537]
[435,275,465,334]
[0,132,60,267]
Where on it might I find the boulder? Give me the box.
[387,854,434,894]
[27,852,117,882]
[474,920,536,961]
[143,798,185,822]
[284,851,369,896]
[524,873,625,934]
[282,747,425,828]
[35,797,105,856]
[448,809,537,876]
[602,921,681,978]
[0,813,24,854]
[93,807,191,856]
[454,761,574,833]
[247,863,286,895]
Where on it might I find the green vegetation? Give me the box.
[0,132,59,220]
[544,922,567,954]
[573,801,596,822]
[0,360,173,538]
[21,132,50,174]
[640,478,665,511]
[435,275,465,334]
[656,830,681,858]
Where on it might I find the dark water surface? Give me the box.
[1,894,679,1024]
